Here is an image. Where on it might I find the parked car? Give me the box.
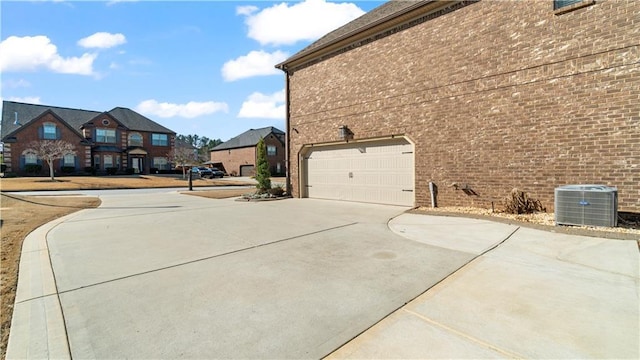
[210,167,225,178]
[191,166,213,178]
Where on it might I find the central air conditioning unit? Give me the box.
[555,185,618,227]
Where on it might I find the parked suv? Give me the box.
[210,167,225,178]
[191,166,213,178]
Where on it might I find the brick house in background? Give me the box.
[1,101,176,175]
[210,127,285,177]
[277,0,640,211]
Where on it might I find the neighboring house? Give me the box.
[277,0,639,211]
[1,101,176,175]
[210,127,285,176]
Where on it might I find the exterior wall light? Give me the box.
[339,125,353,140]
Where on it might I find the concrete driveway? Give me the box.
[8,192,639,359]
[8,192,474,359]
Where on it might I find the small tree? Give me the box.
[168,145,198,179]
[255,138,271,193]
[24,140,76,181]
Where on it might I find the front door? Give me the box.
[132,158,143,174]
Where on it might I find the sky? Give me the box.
[0,0,384,142]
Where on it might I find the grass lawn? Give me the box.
[0,174,256,192]
[0,175,261,357]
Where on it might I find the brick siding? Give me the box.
[4,112,90,173]
[286,0,640,212]
[211,135,285,176]
[211,146,256,176]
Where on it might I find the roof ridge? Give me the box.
[2,100,101,114]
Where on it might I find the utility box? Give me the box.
[555,185,618,227]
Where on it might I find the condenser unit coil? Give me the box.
[555,185,618,227]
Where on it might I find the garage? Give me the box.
[240,165,255,176]
[301,138,414,206]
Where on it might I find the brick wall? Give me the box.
[143,133,174,173]
[264,134,286,175]
[211,146,256,176]
[287,0,640,212]
[4,112,90,174]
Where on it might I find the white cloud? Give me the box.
[6,96,42,104]
[0,35,96,75]
[238,90,285,119]
[78,32,126,49]
[241,0,365,46]
[135,99,229,119]
[222,50,289,82]
[236,5,258,16]
[2,79,31,88]
[106,0,138,6]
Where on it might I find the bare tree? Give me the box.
[24,140,76,181]
[168,145,197,179]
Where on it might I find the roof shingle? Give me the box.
[1,101,174,140]
[212,127,285,151]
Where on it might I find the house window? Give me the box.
[43,123,57,140]
[554,0,580,9]
[152,133,169,146]
[94,155,101,169]
[96,129,116,143]
[267,145,277,156]
[128,133,143,147]
[25,153,37,164]
[153,157,169,170]
[104,155,113,168]
[554,0,594,12]
[63,154,75,166]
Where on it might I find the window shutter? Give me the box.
[56,127,61,139]
[20,155,25,169]
[75,156,79,170]
[38,126,44,139]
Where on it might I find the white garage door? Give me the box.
[303,138,414,206]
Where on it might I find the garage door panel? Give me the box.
[304,139,414,206]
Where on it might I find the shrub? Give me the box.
[84,166,97,175]
[503,188,546,214]
[126,167,135,175]
[2,172,17,178]
[268,185,285,197]
[61,166,75,174]
[106,167,118,175]
[150,167,159,174]
[25,164,42,175]
[255,138,271,192]
[1,164,6,172]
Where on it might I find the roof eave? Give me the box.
[276,0,460,72]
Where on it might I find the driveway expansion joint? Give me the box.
[57,222,361,294]
[402,308,525,359]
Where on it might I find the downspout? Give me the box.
[283,66,292,196]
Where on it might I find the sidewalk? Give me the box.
[328,214,640,359]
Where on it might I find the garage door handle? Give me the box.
[402,189,413,192]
